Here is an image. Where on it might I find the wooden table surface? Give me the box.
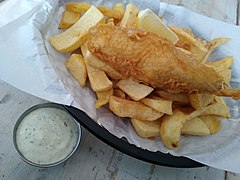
[0,0,240,179]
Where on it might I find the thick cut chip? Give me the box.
[170,26,208,62]
[66,3,91,13]
[85,50,123,80]
[181,117,210,136]
[81,42,88,58]
[120,3,139,28]
[95,88,113,108]
[65,54,87,87]
[206,56,233,72]
[155,90,189,104]
[140,97,173,115]
[182,28,195,37]
[218,69,231,84]
[202,38,230,63]
[176,47,192,55]
[58,11,80,29]
[113,88,126,99]
[201,97,230,118]
[81,44,112,92]
[50,6,104,52]
[161,99,229,149]
[199,115,221,134]
[131,118,161,138]
[97,5,124,19]
[181,27,208,47]
[111,3,125,25]
[160,108,203,149]
[117,78,154,101]
[109,96,163,121]
[176,47,196,60]
[66,3,124,19]
[211,96,230,118]
[205,56,233,85]
[86,64,113,92]
[189,93,214,109]
[113,3,125,17]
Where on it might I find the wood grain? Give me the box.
[161,0,238,24]
[238,0,240,25]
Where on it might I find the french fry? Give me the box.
[81,44,113,92]
[213,96,230,117]
[176,47,192,55]
[160,107,203,149]
[66,3,124,20]
[181,117,210,136]
[141,97,173,115]
[113,3,125,25]
[206,56,233,72]
[80,42,88,58]
[170,26,208,62]
[113,88,126,99]
[65,54,87,87]
[120,3,139,28]
[50,6,104,52]
[218,68,231,84]
[85,50,123,80]
[155,90,189,104]
[66,3,91,13]
[58,11,80,29]
[161,99,229,148]
[199,115,221,134]
[87,64,113,92]
[189,93,215,109]
[206,56,233,84]
[113,3,125,16]
[109,96,163,121]
[182,28,195,37]
[201,98,230,118]
[97,5,124,19]
[95,88,113,108]
[117,78,154,101]
[131,118,161,138]
[201,38,230,63]
[180,27,208,46]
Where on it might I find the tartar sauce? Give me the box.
[16,107,79,165]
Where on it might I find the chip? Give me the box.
[109,96,163,121]
[65,54,87,87]
[117,79,154,101]
[131,118,161,138]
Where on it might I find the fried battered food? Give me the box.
[87,24,240,99]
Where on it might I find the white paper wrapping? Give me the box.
[1,0,240,173]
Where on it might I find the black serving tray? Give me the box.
[64,105,204,168]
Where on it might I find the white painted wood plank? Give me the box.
[161,0,238,24]
[227,172,240,180]
[238,0,240,25]
[115,157,225,180]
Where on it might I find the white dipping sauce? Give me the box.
[16,107,79,165]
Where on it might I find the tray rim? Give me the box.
[63,105,204,168]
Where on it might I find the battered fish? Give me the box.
[87,24,240,99]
